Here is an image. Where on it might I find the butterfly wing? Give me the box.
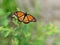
[14,11,24,17]
[23,16,29,24]
[14,11,24,22]
[23,14,36,24]
[27,14,36,22]
[18,15,24,22]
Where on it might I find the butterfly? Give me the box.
[14,11,36,24]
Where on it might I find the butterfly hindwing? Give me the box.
[23,16,29,24]
[18,15,24,22]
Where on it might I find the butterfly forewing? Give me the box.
[27,14,36,22]
[14,11,24,18]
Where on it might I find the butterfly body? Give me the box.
[24,12,27,16]
[14,11,36,24]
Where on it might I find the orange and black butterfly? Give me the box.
[14,11,36,24]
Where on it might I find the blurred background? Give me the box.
[0,0,60,45]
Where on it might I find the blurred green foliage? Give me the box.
[0,0,60,45]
